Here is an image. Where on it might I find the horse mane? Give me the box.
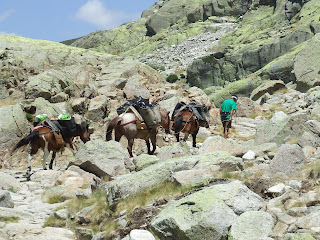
[106,116,122,141]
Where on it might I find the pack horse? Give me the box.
[106,102,170,158]
[12,117,91,178]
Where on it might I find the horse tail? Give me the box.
[12,131,39,153]
[106,116,122,141]
[175,115,183,134]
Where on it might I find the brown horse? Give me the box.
[172,111,200,147]
[106,110,170,157]
[12,123,91,175]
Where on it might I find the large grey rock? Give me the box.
[123,80,150,101]
[229,211,274,240]
[199,136,246,157]
[295,209,320,230]
[294,34,320,92]
[157,142,192,161]
[0,191,14,208]
[69,140,130,178]
[0,222,75,240]
[0,172,22,192]
[250,80,286,101]
[236,97,263,118]
[0,104,29,164]
[25,70,72,100]
[255,112,310,145]
[269,144,306,176]
[85,95,108,121]
[133,154,160,171]
[151,181,265,240]
[107,151,243,205]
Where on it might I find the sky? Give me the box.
[0,0,156,42]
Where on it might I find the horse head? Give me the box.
[78,123,93,143]
[198,105,210,128]
[160,111,170,134]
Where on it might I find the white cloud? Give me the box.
[0,32,16,36]
[75,0,129,29]
[0,9,15,22]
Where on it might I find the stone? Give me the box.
[242,150,256,160]
[151,181,264,240]
[269,144,306,176]
[0,190,14,208]
[129,229,155,240]
[69,140,130,178]
[75,227,94,240]
[229,211,274,240]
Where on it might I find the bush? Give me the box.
[166,74,179,83]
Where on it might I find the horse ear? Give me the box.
[88,127,94,134]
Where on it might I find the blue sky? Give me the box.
[0,0,156,42]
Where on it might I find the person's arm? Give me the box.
[220,107,222,115]
[230,109,235,119]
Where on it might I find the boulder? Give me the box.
[255,112,310,145]
[229,211,274,240]
[133,154,160,171]
[123,80,150,101]
[156,142,192,161]
[294,34,320,92]
[151,181,265,240]
[172,168,213,187]
[236,97,263,118]
[269,144,306,176]
[0,104,29,165]
[250,80,286,101]
[85,95,108,121]
[0,172,22,192]
[0,190,14,208]
[199,136,247,157]
[107,152,243,205]
[69,140,130,178]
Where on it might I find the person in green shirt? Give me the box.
[220,95,238,138]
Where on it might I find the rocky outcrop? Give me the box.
[151,180,265,240]
[69,140,132,178]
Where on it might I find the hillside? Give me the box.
[1,0,320,239]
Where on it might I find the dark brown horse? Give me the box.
[12,123,91,174]
[172,111,200,147]
[106,110,170,157]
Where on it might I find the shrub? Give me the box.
[166,74,179,83]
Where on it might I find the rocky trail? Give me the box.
[0,169,75,240]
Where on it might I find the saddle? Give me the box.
[118,97,161,129]
[35,119,66,145]
[172,102,210,127]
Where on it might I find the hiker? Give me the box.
[220,95,238,138]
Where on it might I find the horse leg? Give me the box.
[27,143,39,180]
[149,133,157,155]
[42,137,50,170]
[49,151,56,170]
[127,138,134,158]
[146,139,151,155]
[192,132,197,147]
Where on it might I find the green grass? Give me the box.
[44,182,195,237]
[0,217,20,223]
[115,181,194,215]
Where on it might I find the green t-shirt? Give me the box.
[220,99,237,119]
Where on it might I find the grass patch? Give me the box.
[0,217,20,223]
[115,181,194,215]
[43,189,110,232]
[302,159,320,180]
[45,195,65,204]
